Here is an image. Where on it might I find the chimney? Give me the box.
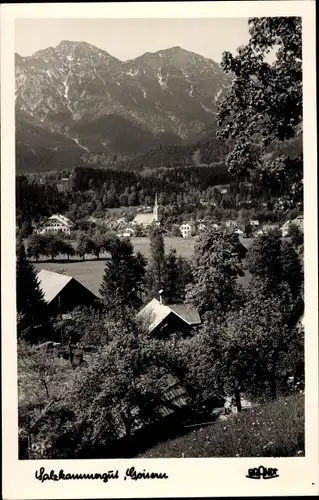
[158,289,163,304]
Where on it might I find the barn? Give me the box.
[37,269,100,316]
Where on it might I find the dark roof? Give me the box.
[168,303,201,325]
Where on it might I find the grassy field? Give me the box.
[34,237,196,296]
[33,236,253,297]
[138,393,304,458]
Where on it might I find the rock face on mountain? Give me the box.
[16,41,232,169]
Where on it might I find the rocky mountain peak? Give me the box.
[16,41,232,165]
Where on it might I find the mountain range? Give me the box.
[15,41,233,172]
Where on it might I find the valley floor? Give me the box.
[33,236,253,296]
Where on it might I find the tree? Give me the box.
[17,339,75,459]
[147,224,165,297]
[281,240,303,299]
[27,234,47,262]
[99,238,146,316]
[185,227,245,320]
[288,223,303,248]
[43,235,64,261]
[19,220,33,238]
[91,231,105,260]
[162,249,192,304]
[247,230,303,301]
[244,222,253,237]
[217,17,302,209]
[23,316,189,458]
[16,242,53,343]
[59,241,75,260]
[247,229,283,288]
[76,233,90,260]
[220,283,304,406]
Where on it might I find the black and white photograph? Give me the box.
[1,2,318,498]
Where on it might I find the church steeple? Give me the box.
[153,193,159,223]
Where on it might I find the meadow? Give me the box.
[33,236,253,297]
[139,393,304,458]
[34,237,196,296]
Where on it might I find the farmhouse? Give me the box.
[180,222,194,238]
[137,298,201,337]
[37,270,100,316]
[37,214,74,235]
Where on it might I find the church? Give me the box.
[133,195,160,227]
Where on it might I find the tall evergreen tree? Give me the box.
[99,238,146,316]
[162,249,193,304]
[16,241,53,343]
[147,224,165,298]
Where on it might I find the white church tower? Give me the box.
[153,193,159,224]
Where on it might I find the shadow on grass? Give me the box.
[30,256,111,264]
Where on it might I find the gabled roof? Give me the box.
[168,303,201,325]
[137,298,171,332]
[48,214,74,227]
[281,220,292,230]
[137,298,201,333]
[37,270,73,304]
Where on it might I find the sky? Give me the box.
[15,18,250,62]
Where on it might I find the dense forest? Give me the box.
[17,162,292,234]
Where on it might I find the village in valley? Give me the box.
[16,17,305,460]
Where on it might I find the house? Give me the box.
[57,178,70,193]
[198,223,207,232]
[121,228,135,238]
[180,222,193,238]
[133,195,159,227]
[249,219,260,227]
[225,220,238,228]
[262,224,279,234]
[37,214,74,235]
[137,298,201,337]
[37,270,100,316]
[281,215,303,237]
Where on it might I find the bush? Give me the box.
[139,393,304,458]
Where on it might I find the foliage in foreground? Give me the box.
[140,392,304,458]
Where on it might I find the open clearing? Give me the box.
[34,236,253,297]
[34,237,196,296]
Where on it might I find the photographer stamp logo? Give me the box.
[246,466,279,480]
